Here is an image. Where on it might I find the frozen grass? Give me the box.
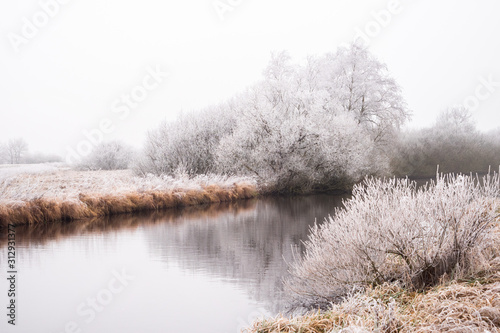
[245,271,500,332]
[0,165,257,226]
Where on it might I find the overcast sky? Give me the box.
[1,0,499,157]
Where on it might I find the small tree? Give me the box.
[0,143,7,164]
[6,138,28,164]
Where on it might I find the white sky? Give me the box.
[0,0,499,157]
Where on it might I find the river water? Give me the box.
[0,194,347,333]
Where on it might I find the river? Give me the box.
[0,194,347,333]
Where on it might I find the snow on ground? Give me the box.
[0,164,255,203]
[0,163,66,180]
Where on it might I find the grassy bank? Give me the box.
[245,271,500,332]
[0,165,257,226]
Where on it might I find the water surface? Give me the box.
[0,194,346,333]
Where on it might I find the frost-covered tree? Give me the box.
[321,41,410,146]
[6,138,28,164]
[216,53,375,193]
[78,141,133,171]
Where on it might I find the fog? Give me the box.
[1,0,499,157]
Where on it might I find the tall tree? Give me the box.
[322,41,410,146]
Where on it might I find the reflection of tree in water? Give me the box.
[143,194,347,312]
[0,200,258,246]
[0,194,347,313]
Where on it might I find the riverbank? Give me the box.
[245,205,500,333]
[245,272,500,332]
[0,164,257,226]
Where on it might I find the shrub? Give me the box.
[135,104,237,176]
[77,141,133,171]
[286,171,500,310]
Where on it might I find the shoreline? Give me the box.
[0,184,258,227]
[0,166,258,227]
[245,271,500,332]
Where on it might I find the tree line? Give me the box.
[135,42,411,193]
[0,138,61,165]
[4,41,499,193]
[132,41,499,192]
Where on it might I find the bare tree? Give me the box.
[391,107,499,177]
[0,142,7,164]
[6,138,28,164]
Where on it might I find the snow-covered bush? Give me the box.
[286,172,500,310]
[135,104,237,176]
[78,141,133,171]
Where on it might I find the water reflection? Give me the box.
[0,194,346,333]
[142,194,347,312]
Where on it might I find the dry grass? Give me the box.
[245,274,500,333]
[0,199,258,247]
[0,166,257,226]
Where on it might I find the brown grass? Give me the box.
[0,199,258,247]
[245,273,500,333]
[0,183,258,227]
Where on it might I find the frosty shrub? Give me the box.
[78,141,133,171]
[135,104,237,176]
[286,171,500,310]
